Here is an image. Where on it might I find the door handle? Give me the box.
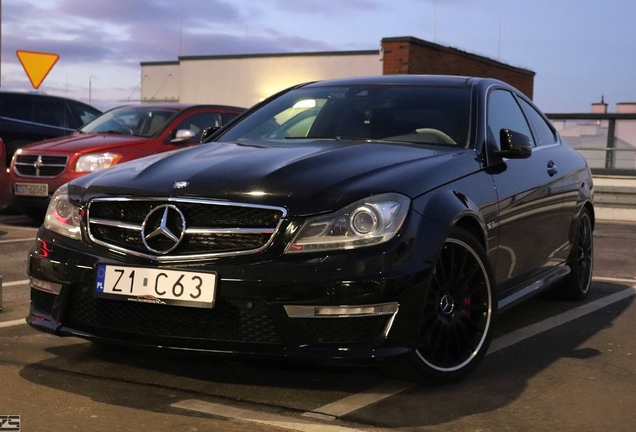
[547,160,558,177]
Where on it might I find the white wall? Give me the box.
[140,63,181,102]
[141,52,381,109]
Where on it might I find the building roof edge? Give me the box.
[381,36,535,76]
[140,60,180,67]
[176,49,380,62]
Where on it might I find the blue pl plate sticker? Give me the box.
[95,264,106,293]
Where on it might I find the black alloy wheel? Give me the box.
[563,208,593,301]
[410,227,496,383]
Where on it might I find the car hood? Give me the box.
[20,133,151,154]
[70,139,481,215]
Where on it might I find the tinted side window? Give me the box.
[70,102,101,127]
[0,94,32,121]
[175,112,222,141]
[519,99,557,146]
[487,89,533,149]
[33,97,71,128]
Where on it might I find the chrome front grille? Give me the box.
[87,198,287,261]
[14,154,68,177]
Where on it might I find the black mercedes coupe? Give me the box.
[26,75,594,383]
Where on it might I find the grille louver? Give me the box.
[87,198,286,261]
[14,154,68,177]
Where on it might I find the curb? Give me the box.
[595,207,636,223]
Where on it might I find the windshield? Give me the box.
[80,106,180,137]
[217,85,471,147]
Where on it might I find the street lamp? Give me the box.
[89,75,96,105]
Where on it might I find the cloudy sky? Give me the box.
[1,0,633,113]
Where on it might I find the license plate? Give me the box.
[14,182,48,197]
[95,264,216,308]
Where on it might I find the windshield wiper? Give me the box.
[282,136,374,141]
[336,136,409,144]
[282,136,337,140]
[281,136,405,144]
[335,136,370,141]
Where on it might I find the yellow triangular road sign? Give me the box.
[16,50,60,89]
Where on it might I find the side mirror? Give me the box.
[201,126,222,143]
[495,129,533,159]
[171,129,196,143]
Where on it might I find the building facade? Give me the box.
[141,36,535,108]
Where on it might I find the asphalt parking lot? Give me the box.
[0,210,634,432]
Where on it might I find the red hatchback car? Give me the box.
[0,138,11,209]
[10,103,243,219]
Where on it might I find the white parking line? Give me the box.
[302,380,416,420]
[488,284,636,354]
[593,276,636,284]
[3,279,30,287]
[171,400,364,432]
[0,238,35,244]
[0,319,26,329]
[0,280,31,329]
[0,224,38,231]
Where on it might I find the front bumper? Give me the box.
[27,214,446,362]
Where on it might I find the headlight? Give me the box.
[75,152,122,172]
[285,193,410,254]
[44,184,82,240]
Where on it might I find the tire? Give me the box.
[390,226,497,384]
[562,208,593,301]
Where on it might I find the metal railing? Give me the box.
[547,113,636,176]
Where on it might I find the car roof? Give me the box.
[0,89,95,105]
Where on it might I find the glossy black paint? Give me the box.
[26,76,593,365]
[70,141,478,216]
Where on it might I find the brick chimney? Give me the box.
[380,36,535,99]
[591,96,608,114]
[616,102,636,114]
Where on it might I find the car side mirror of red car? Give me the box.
[495,128,533,159]
[171,129,197,144]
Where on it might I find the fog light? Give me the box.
[284,302,398,318]
[30,277,62,294]
[315,306,376,316]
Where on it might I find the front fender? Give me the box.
[411,172,498,255]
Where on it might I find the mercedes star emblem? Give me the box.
[439,294,455,315]
[141,204,186,254]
